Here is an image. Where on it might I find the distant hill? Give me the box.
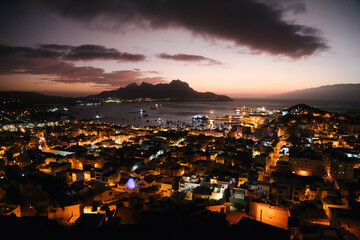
[90,80,233,101]
[270,84,360,102]
[0,91,75,108]
[283,104,327,114]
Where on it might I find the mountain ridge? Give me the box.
[269,83,360,102]
[90,79,233,101]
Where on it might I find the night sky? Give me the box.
[0,0,359,97]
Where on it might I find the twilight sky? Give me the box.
[0,0,359,97]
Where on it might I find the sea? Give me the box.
[71,98,360,127]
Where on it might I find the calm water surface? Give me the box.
[71,99,360,126]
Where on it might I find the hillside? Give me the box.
[0,91,75,109]
[270,84,360,102]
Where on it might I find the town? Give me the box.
[0,104,360,239]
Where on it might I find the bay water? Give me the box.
[72,98,360,127]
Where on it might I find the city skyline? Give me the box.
[0,0,360,97]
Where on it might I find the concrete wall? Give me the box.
[249,200,289,229]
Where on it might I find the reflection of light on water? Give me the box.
[76,100,354,127]
[209,119,214,130]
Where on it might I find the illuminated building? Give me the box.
[95,167,121,186]
[289,155,323,176]
[117,176,138,192]
[271,172,324,203]
[247,181,271,200]
[323,149,355,180]
[1,105,360,232]
[71,170,91,182]
[48,203,82,225]
[249,200,289,229]
[206,201,231,213]
[178,174,205,191]
[137,175,156,190]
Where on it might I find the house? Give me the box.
[271,172,324,203]
[96,167,121,186]
[178,174,205,192]
[191,182,227,201]
[247,180,271,200]
[205,201,231,214]
[289,151,324,176]
[249,200,290,230]
[192,185,213,200]
[192,151,210,162]
[202,182,227,200]
[158,179,174,197]
[323,148,355,180]
[117,176,138,192]
[228,187,248,210]
[157,161,185,177]
[237,172,249,187]
[48,203,83,225]
[87,181,116,203]
[71,170,92,182]
[137,175,156,190]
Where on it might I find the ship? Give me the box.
[95,111,106,119]
[151,103,162,109]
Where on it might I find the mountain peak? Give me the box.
[169,79,189,87]
[139,81,152,87]
[125,83,138,88]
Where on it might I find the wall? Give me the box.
[48,204,82,225]
[249,200,289,229]
[206,202,230,213]
[94,189,116,203]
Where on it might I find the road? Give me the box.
[265,127,287,177]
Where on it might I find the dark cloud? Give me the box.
[59,44,145,61]
[42,0,328,58]
[39,44,74,51]
[0,45,63,59]
[0,44,164,87]
[256,0,307,14]
[49,67,166,87]
[157,53,221,65]
[0,44,146,62]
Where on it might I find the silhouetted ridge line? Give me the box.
[91,79,233,101]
